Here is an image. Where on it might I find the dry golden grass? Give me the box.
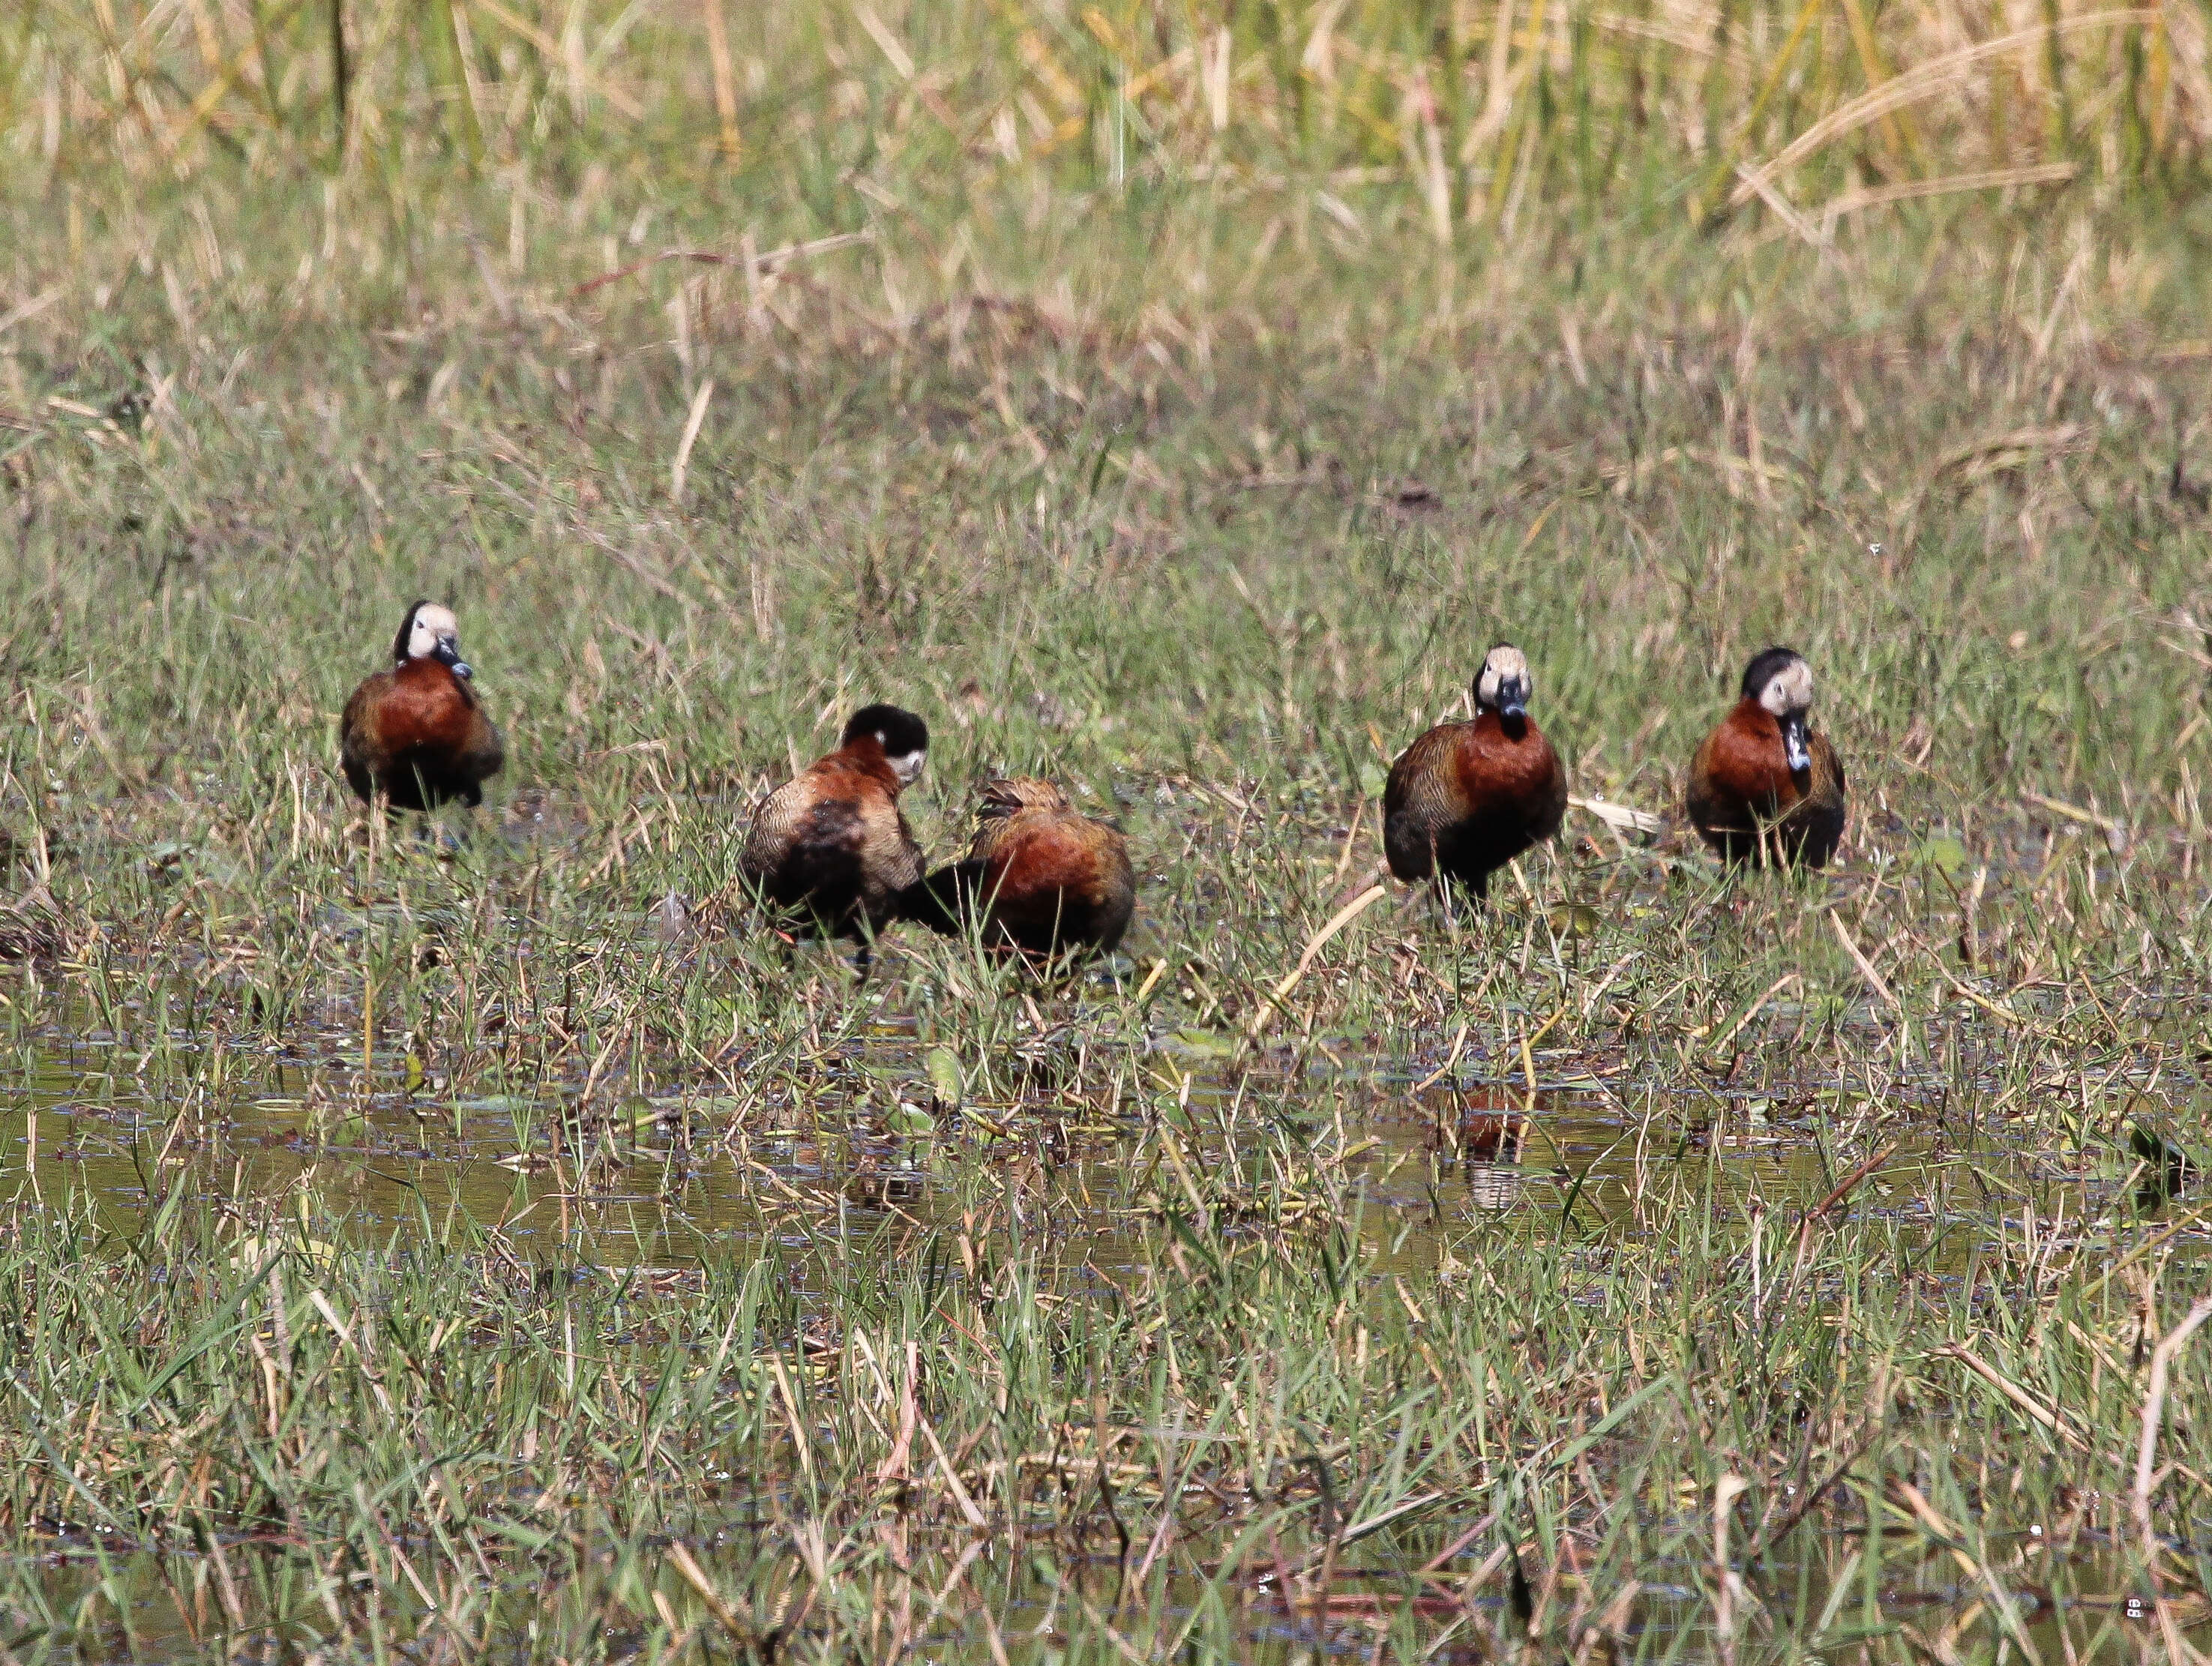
[7,0,2206,244]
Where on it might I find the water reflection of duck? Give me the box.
[898,777,1135,959]
[2130,1124,2197,1209]
[1419,1086,1531,1207]
[1383,643,1568,903]
[1463,1108,1530,1211]
[1686,647,1847,868]
[1419,1086,1529,1157]
[739,705,930,948]
[1461,1110,1527,1164]
[844,1170,927,1212]
[339,602,505,811]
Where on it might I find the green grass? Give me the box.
[0,1153,2199,1662]
[5,2,2212,1659]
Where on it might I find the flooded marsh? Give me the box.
[3,793,2209,1662]
[7,118,2212,1662]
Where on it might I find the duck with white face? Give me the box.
[856,709,928,788]
[1476,644,1533,730]
[1686,646,1847,868]
[400,602,473,679]
[339,601,505,811]
[1753,651,1816,777]
[1380,641,1569,903]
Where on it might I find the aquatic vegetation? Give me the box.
[3,1,2211,1656]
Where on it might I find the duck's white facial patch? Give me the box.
[885,746,927,787]
[1758,659,1814,718]
[404,604,460,660]
[1476,645,1531,709]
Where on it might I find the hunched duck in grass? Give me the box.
[740,704,930,951]
[898,776,1135,960]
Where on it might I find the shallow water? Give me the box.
[7,987,2198,1278]
[10,1491,2202,1665]
[5,972,2208,1662]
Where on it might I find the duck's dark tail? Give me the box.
[893,863,985,936]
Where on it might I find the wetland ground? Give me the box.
[7,2,2212,1657]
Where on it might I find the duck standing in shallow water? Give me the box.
[1685,646,1847,868]
[740,705,929,949]
[1383,643,1568,902]
[900,777,1135,960]
[339,602,505,811]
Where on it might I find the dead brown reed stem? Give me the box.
[2131,1291,2212,1575]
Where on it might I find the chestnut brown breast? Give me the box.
[338,658,504,811]
[1685,700,1847,867]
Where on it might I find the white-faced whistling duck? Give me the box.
[1685,646,1847,868]
[339,601,505,811]
[898,777,1135,959]
[1383,643,1568,900]
[740,704,929,948]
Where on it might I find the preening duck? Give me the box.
[899,777,1134,959]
